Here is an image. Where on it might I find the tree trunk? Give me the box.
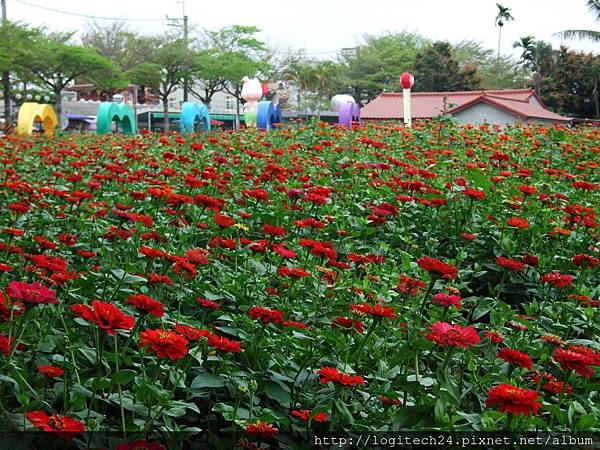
[594,83,599,120]
[162,98,169,133]
[235,86,241,130]
[54,89,62,122]
[2,72,10,132]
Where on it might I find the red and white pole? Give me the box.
[400,72,414,128]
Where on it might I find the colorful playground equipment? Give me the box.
[400,72,415,128]
[180,102,211,134]
[15,102,58,137]
[96,102,137,135]
[241,77,280,130]
[257,101,282,130]
[241,77,262,128]
[331,94,360,128]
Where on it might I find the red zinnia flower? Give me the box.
[125,294,164,318]
[70,301,134,334]
[0,292,25,321]
[431,293,462,309]
[350,303,397,318]
[172,259,197,279]
[213,214,235,228]
[572,254,598,269]
[495,256,525,272]
[207,334,242,352]
[378,395,402,405]
[115,440,166,450]
[520,253,538,266]
[540,271,574,289]
[6,281,58,306]
[26,411,85,440]
[397,275,426,297]
[332,317,364,333]
[278,267,310,278]
[196,297,220,310]
[416,256,458,280]
[497,347,533,369]
[248,306,285,324]
[317,366,365,386]
[484,330,504,343]
[184,248,209,265]
[246,420,278,439]
[463,188,485,200]
[507,217,530,229]
[485,384,541,416]
[426,322,480,348]
[291,409,328,422]
[173,324,212,341]
[554,347,598,378]
[37,365,64,378]
[139,329,189,360]
[533,373,572,395]
[263,224,286,237]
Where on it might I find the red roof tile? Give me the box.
[361,89,570,122]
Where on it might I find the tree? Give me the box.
[541,46,600,119]
[81,21,160,72]
[555,0,600,42]
[129,38,192,132]
[413,41,481,92]
[453,40,525,89]
[337,32,428,105]
[495,3,514,62]
[17,32,121,118]
[513,36,554,95]
[283,59,341,117]
[0,21,40,129]
[193,25,270,128]
[190,49,226,107]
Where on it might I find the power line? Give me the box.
[13,0,164,22]
[12,0,350,57]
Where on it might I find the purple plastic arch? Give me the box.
[339,102,361,128]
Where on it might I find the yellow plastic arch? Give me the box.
[16,103,58,137]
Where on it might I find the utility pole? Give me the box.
[1,0,12,133]
[183,13,188,102]
[167,0,189,103]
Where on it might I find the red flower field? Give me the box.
[0,120,598,447]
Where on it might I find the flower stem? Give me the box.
[114,334,127,436]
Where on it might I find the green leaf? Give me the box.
[0,375,17,386]
[113,369,137,385]
[472,297,496,320]
[575,414,597,431]
[111,268,125,279]
[466,170,492,193]
[123,274,147,284]
[191,372,225,389]
[263,382,291,407]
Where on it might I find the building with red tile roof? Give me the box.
[361,89,571,126]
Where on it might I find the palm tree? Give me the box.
[554,0,600,41]
[495,4,514,62]
[512,36,554,96]
[282,61,319,119]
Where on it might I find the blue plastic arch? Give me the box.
[257,101,281,130]
[97,102,137,135]
[339,102,361,128]
[180,102,211,134]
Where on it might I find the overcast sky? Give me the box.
[6,0,599,59]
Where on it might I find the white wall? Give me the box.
[453,102,519,127]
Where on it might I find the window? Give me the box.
[226,96,233,111]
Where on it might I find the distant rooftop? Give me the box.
[361,89,570,122]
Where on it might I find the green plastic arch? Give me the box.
[180,102,211,134]
[97,102,137,135]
